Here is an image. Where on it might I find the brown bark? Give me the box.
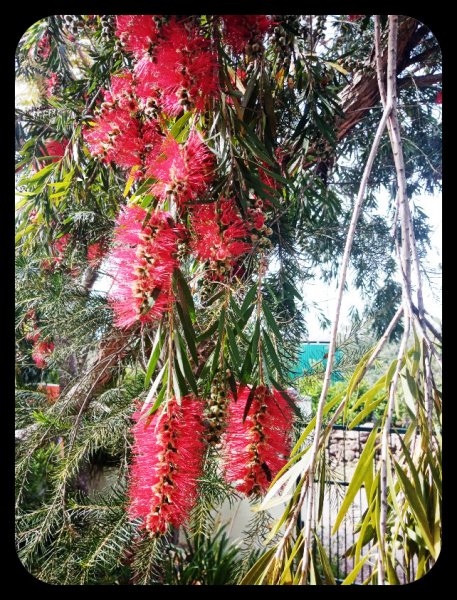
[337,17,420,141]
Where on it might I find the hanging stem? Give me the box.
[257,253,266,385]
[270,55,396,582]
[166,307,174,404]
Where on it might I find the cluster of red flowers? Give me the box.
[36,32,51,60]
[148,132,214,205]
[223,385,294,496]
[436,90,442,104]
[116,16,219,116]
[83,71,163,172]
[32,340,55,369]
[44,138,68,162]
[84,71,215,200]
[41,232,71,272]
[128,385,295,532]
[108,205,183,329]
[189,197,251,263]
[24,310,55,369]
[37,383,60,404]
[45,73,59,97]
[128,396,205,535]
[221,15,273,55]
[115,14,161,58]
[87,241,107,267]
[82,16,292,534]
[348,15,364,22]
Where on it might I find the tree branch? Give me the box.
[398,73,442,89]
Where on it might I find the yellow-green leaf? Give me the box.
[324,60,350,75]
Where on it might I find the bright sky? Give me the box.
[302,191,442,339]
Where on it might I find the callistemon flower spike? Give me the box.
[223,385,295,496]
[108,205,183,329]
[128,395,205,535]
[134,18,219,117]
[221,15,273,56]
[146,131,214,205]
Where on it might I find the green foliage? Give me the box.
[160,528,247,585]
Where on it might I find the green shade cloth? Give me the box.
[292,342,344,382]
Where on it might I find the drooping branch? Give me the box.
[282,54,396,583]
[398,73,442,88]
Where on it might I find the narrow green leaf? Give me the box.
[262,329,285,378]
[235,304,255,334]
[123,165,139,197]
[385,552,400,584]
[324,60,350,75]
[240,282,258,315]
[173,355,188,399]
[279,533,304,585]
[355,500,376,564]
[242,384,257,423]
[196,319,218,343]
[229,295,242,318]
[170,111,192,140]
[262,300,283,341]
[250,319,261,364]
[175,302,198,364]
[174,269,196,322]
[314,534,336,585]
[393,461,436,558]
[332,426,377,534]
[291,391,345,455]
[226,325,241,371]
[147,381,167,415]
[172,362,182,404]
[341,553,371,585]
[142,362,168,414]
[176,332,198,396]
[240,339,253,385]
[348,395,385,429]
[211,306,226,378]
[227,369,238,400]
[144,324,163,389]
[239,548,276,585]
[19,161,56,184]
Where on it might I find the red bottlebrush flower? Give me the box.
[115,15,161,59]
[52,233,71,262]
[44,138,68,162]
[87,241,107,267]
[221,15,273,55]
[37,33,51,59]
[46,72,59,97]
[32,339,55,369]
[24,309,40,342]
[83,107,143,169]
[108,206,182,329]
[190,197,251,262]
[436,90,442,104]
[258,161,279,194]
[147,132,214,204]
[128,395,205,535]
[84,71,163,172]
[348,15,364,22]
[135,19,219,116]
[223,385,295,496]
[37,383,60,404]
